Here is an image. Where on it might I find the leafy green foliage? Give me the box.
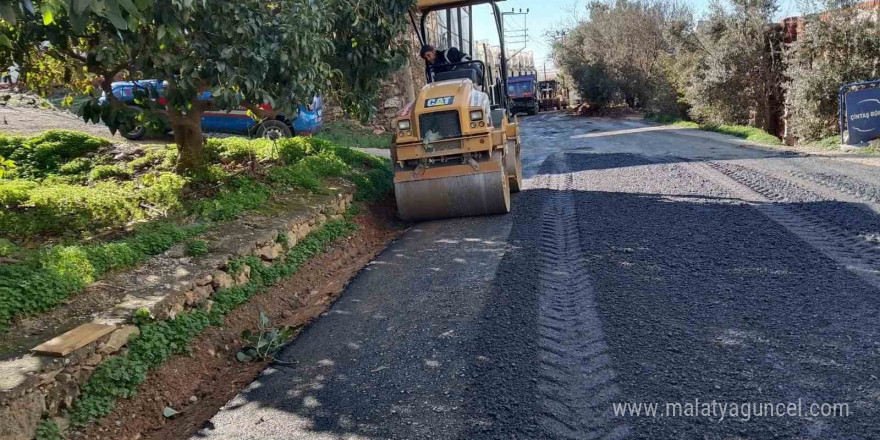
[0,133,25,158]
[132,308,154,326]
[4,130,109,178]
[69,214,359,427]
[680,0,785,133]
[325,0,414,120]
[89,164,131,181]
[9,0,412,172]
[35,419,62,440]
[0,134,190,237]
[0,238,16,257]
[0,155,14,178]
[0,222,205,329]
[553,0,691,111]
[2,181,143,235]
[137,171,187,213]
[194,176,271,221]
[784,0,880,141]
[58,157,93,175]
[315,120,392,149]
[186,239,209,257]
[237,312,296,362]
[0,179,37,205]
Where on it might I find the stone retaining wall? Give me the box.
[0,189,355,440]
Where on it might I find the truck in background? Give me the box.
[538,79,572,111]
[507,74,539,116]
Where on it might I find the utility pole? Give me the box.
[500,8,529,76]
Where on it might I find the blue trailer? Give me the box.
[101,80,323,140]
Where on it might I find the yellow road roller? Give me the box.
[391,0,523,221]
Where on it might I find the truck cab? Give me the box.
[507,74,539,115]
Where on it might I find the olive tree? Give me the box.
[325,0,413,120]
[681,0,785,133]
[552,0,692,111]
[4,0,412,173]
[784,0,880,140]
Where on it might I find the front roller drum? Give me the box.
[395,153,511,221]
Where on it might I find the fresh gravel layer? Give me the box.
[563,152,880,439]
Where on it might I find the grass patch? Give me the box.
[0,222,206,330]
[0,130,109,179]
[185,239,209,257]
[645,114,782,146]
[69,214,359,427]
[801,135,841,150]
[315,120,393,149]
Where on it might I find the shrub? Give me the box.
[41,246,97,286]
[89,165,131,181]
[0,263,82,329]
[138,172,187,213]
[352,167,393,201]
[0,155,15,179]
[186,239,209,257]
[24,182,143,232]
[0,180,37,206]
[0,238,16,257]
[0,133,25,158]
[266,164,321,191]
[127,146,178,172]
[276,137,311,164]
[58,157,93,175]
[193,176,271,221]
[8,130,109,178]
[35,419,62,440]
[784,0,879,141]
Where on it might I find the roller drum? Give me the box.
[395,154,511,221]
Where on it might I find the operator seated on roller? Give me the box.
[420,44,482,85]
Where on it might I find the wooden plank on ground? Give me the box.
[32,323,117,357]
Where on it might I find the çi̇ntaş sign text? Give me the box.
[845,87,880,145]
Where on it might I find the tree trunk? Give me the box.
[169,107,205,173]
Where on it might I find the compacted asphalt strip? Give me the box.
[194,112,880,439]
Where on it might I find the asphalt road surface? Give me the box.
[194,112,880,439]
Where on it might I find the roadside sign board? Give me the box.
[844,86,880,145]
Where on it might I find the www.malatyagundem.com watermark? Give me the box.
[612,399,850,422]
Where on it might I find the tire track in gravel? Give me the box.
[685,160,880,290]
[532,155,630,440]
[790,170,880,205]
